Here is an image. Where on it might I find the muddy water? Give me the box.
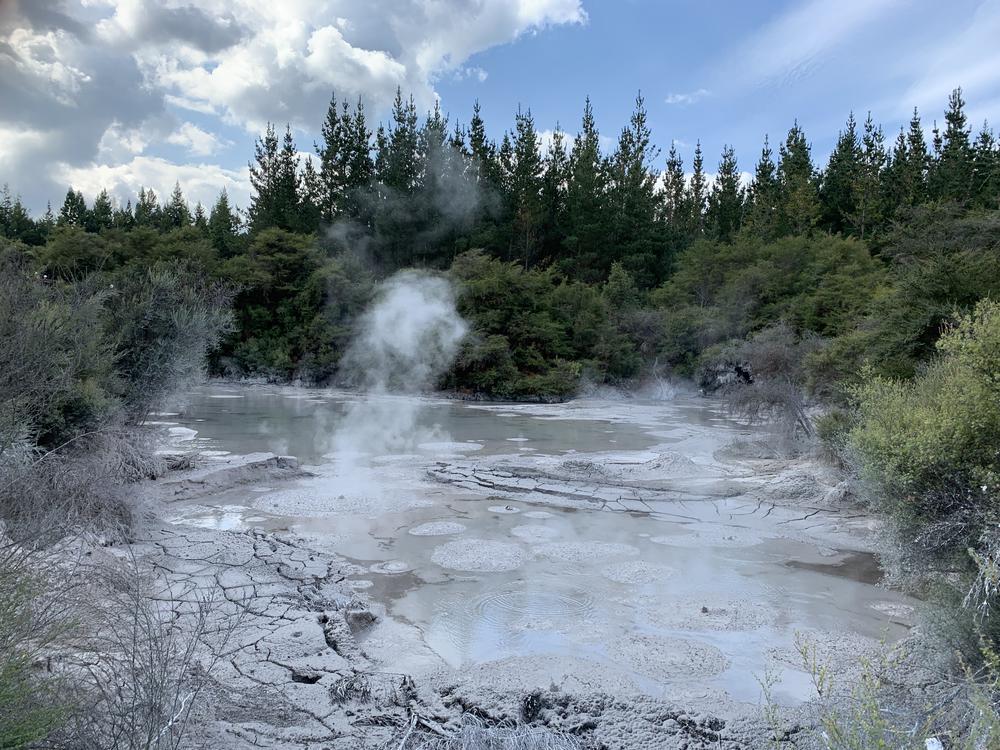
[161,384,915,708]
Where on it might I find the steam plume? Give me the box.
[333,271,467,462]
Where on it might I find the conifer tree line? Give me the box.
[2,86,999,394]
[4,86,998,284]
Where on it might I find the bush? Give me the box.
[0,545,71,748]
[849,300,1000,649]
[0,247,113,453]
[652,234,883,379]
[108,265,233,423]
[0,241,233,541]
[700,323,823,437]
[447,250,617,399]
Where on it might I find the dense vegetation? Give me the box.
[2,87,997,398]
[0,249,232,747]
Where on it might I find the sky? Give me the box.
[2,0,1000,215]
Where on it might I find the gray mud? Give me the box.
[140,384,920,748]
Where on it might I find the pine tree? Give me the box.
[85,189,113,232]
[469,100,499,190]
[881,126,910,219]
[316,92,346,223]
[497,132,515,205]
[248,123,280,231]
[299,156,322,233]
[0,186,33,241]
[850,113,887,238]
[904,108,929,205]
[371,90,422,267]
[661,142,686,226]
[248,124,301,232]
[972,121,1000,208]
[607,93,661,284]
[39,202,56,237]
[884,109,929,213]
[744,136,780,239]
[58,188,88,227]
[540,125,569,263]
[563,97,609,280]
[683,141,707,238]
[193,202,208,233]
[135,187,161,227]
[706,145,745,242]
[377,89,420,193]
[777,122,819,234]
[820,113,861,233]
[11,198,32,241]
[163,182,192,230]
[0,185,12,237]
[277,126,301,230]
[449,120,467,154]
[209,189,240,257]
[509,107,544,268]
[410,100,452,265]
[341,98,374,223]
[113,199,135,230]
[929,88,974,203]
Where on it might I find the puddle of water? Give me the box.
[163,383,917,707]
[164,385,660,464]
[786,551,884,585]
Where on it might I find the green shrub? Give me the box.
[447,250,620,399]
[849,299,1000,647]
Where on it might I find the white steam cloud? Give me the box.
[332,271,468,464]
[340,271,468,392]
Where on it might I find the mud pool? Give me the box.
[158,384,915,712]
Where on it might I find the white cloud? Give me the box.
[1,0,586,212]
[59,156,251,212]
[539,128,576,154]
[452,66,489,83]
[127,0,587,133]
[166,122,231,157]
[665,89,710,106]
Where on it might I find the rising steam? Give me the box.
[332,271,467,463]
[339,271,467,393]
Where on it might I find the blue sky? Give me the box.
[3,0,999,213]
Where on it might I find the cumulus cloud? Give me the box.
[141,0,586,132]
[95,0,247,54]
[58,156,251,212]
[166,122,231,157]
[0,0,586,212]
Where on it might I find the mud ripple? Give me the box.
[510,524,559,543]
[532,541,640,564]
[408,521,467,536]
[602,560,676,585]
[431,539,525,572]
